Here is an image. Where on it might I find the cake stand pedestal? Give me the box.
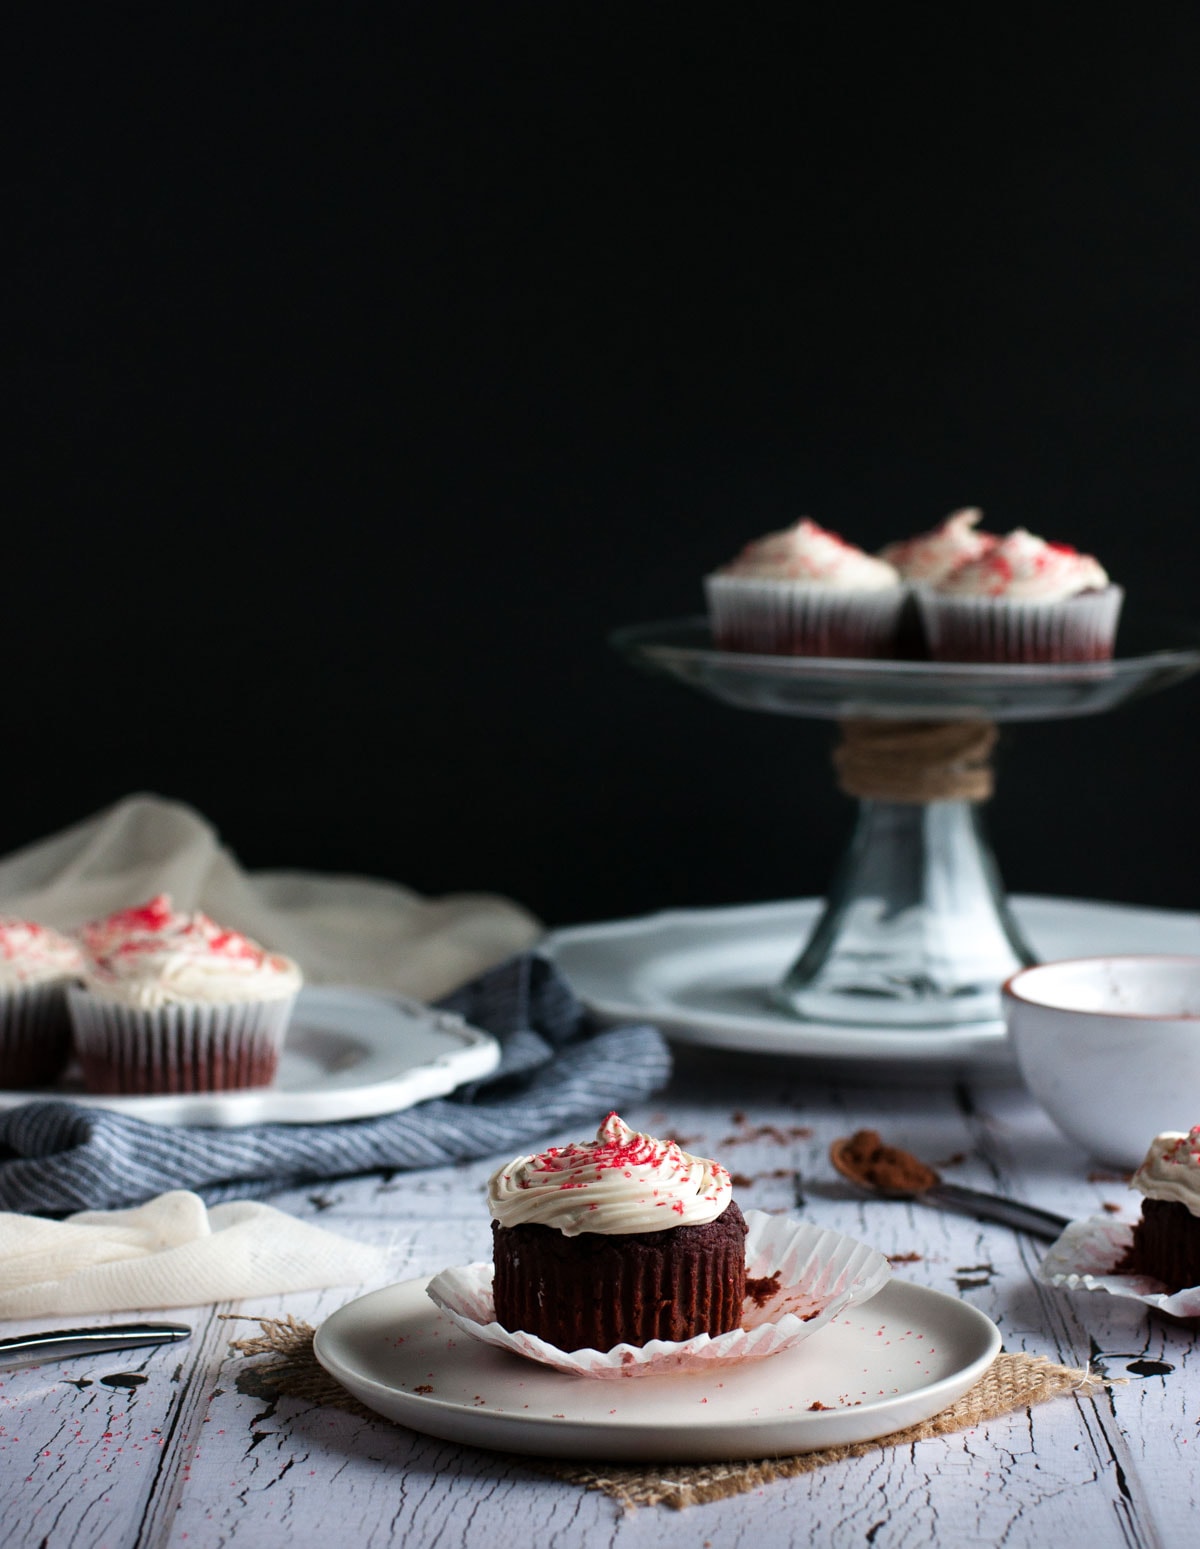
[613,615,1200,1032]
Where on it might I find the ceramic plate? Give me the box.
[0,986,500,1127]
[543,894,1200,1074]
[313,1275,1001,1462]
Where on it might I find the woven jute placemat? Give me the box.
[220,1313,1108,1511]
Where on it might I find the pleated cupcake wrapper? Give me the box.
[67,987,296,1095]
[1037,1214,1200,1319]
[426,1210,892,1378]
[916,585,1124,663]
[0,979,75,1088]
[704,575,906,658]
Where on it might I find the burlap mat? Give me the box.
[221,1314,1108,1510]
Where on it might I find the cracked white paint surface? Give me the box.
[0,1066,1194,1548]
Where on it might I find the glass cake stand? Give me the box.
[613,612,1200,1032]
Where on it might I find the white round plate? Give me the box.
[314,1274,1000,1462]
[542,894,1200,1074]
[0,986,500,1127]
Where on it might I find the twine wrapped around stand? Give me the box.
[833,719,998,804]
[221,1314,1109,1512]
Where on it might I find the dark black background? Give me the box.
[9,7,1200,927]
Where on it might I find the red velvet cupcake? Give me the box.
[488,1113,747,1351]
[70,894,302,1095]
[878,507,999,585]
[1119,1128,1200,1290]
[0,920,84,1089]
[916,527,1122,663]
[705,518,904,657]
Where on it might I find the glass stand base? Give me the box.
[773,799,1036,1028]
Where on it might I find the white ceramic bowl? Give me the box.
[1003,955,1200,1170]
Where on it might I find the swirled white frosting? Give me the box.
[80,893,302,1008]
[879,508,998,584]
[488,1113,734,1236]
[935,528,1109,600]
[714,519,900,591]
[1132,1129,1200,1218]
[0,919,84,989]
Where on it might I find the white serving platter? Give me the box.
[0,985,500,1126]
[314,1273,1001,1462]
[542,893,1200,1074]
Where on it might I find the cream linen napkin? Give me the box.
[0,792,542,1000]
[0,1191,388,1317]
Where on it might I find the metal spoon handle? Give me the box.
[0,1322,191,1369]
[925,1183,1071,1240]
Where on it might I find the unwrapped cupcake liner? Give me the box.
[1037,1214,1200,1319]
[705,575,906,658]
[425,1210,891,1378]
[67,986,296,1095]
[916,585,1123,664]
[0,979,76,1089]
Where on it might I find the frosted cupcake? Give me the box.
[489,1113,747,1350]
[916,527,1123,663]
[878,507,999,586]
[69,894,302,1094]
[0,920,84,1088]
[1118,1128,1200,1291]
[705,518,904,657]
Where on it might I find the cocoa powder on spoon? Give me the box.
[829,1129,940,1196]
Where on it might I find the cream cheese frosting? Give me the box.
[0,919,84,989]
[934,528,1109,600]
[79,893,190,959]
[714,519,901,591]
[80,893,302,1009]
[488,1113,734,1236]
[879,508,998,584]
[1132,1129,1200,1219]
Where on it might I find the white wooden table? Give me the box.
[3,1046,1196,1549]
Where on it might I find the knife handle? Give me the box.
[925,1183,1072,1241]
[0,1322,191,1368]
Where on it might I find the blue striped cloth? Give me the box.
[0,954,672,1216]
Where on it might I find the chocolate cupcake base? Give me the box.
[1120,1198,1200,1291]
[705,576,905,658]
[917,585,1124,663]
[0,981,75,1089]
[67,987,295,1095]
[491,1199,748,1351]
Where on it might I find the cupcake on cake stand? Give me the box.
[600,612,1200,1059]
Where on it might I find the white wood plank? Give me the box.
[1,1075,1194,1547]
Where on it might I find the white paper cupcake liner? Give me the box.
[425,1210,891,1378]
[67,986,296,1095]
[0,979,75,1088]
[705,575,906,658]
[1037,1214,1200,1319]
[916,585,1123,663]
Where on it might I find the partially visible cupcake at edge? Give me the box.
[705,517,904,658]
[69,893,302,1094]
[488,1112,748,1351]
[1118,1127,1200,1291]
[0,920,84,1088]
[915,524,1122,663]
[878,507,999,586]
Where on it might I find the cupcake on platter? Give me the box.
[69,894,302,1094]
[916,526,1122,663]
[0,920,84,1088]
[488,1112,748,1351]
[878,507,999,586]
[1118,1128,1200,1291]
[705,518,904,658]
